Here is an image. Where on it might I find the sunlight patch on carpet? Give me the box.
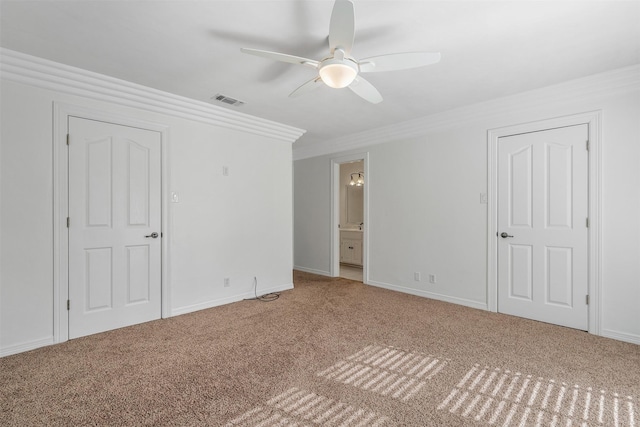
[317,345,448,401]
[225,387,389,426]
[437,364,636,426]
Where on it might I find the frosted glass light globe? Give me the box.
[319,60,358,88]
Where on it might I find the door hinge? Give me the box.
[586,140,589,151]
[586,295,589,305]
[66,134,70,146]
[66,217,70,228]
[67,299,70,310]
[586,217,589,228]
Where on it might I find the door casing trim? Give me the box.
[487,111,602,335]
[53,102,170,343]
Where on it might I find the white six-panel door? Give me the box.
[68,117,162,339]
[498,124,589,330]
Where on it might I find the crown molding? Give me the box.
[293,64,640,160]
[0,48,306,144]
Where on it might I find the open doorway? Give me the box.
[331,153,368,283]
[339,161,364,281]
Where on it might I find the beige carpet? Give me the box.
[1,271,639,426]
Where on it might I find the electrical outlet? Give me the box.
[414,272,421,281]
[222,166,229,176]
[429,274,436,284]
[223,277,230,287]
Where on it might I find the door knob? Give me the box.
[145,232,159,238]
[500,232,514,238]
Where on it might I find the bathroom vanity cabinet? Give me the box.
[340,230,362,266]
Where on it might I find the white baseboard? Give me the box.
[171,282,294,317]
[600,329,640,346]
[293,266,334,277]
[367,279,488,311]
[1,336,55,358]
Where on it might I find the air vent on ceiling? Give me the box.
[212,93,245,107]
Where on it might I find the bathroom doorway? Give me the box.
[331,153,368,283]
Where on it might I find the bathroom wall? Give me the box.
[339,160,364,228]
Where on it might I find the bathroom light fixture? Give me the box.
[349,172,364,186]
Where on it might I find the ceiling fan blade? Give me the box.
[348,76,383,104]
[329,0,355,54]
[359,52,441,73]
[240,48,319,69]
[289,77,323,98]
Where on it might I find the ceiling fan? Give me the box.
[240,0,441,104]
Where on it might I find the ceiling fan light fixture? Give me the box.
[240,0,440,104]
[319,59,358,88]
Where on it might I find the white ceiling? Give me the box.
[1,0,639,148]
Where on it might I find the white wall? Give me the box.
[1,79,55,351]
[167,119,293,315]
[293,157,332,276]
[0,50,301,356]
[293,65,640,344]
